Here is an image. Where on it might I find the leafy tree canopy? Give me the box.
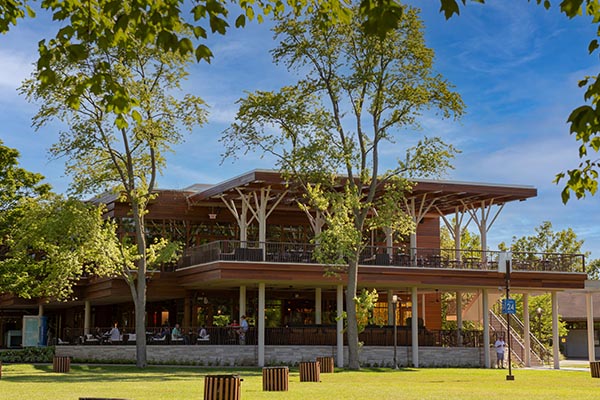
[0,194,120,301]
[0,140,50,213]
[498,220,587,257]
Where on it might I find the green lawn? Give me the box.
[1,364,599,400]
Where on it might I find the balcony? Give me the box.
[178,240,585,273]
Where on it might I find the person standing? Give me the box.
[494,335,506,368]
[239,315,249,345]
[108,322,121,344]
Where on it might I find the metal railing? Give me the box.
[57,325,483,347]
[179,241,585,273]
[506,313,551,365]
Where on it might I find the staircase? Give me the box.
[489,310,549,367]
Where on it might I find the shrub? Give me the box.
[0,346,54,363]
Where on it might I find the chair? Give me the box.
[127,333,136,344]
[197,334,210,344]
[171,333,184,344]
[150,334,167,344]
[375,253,390,266]
[57,338,69,345]
[83,333,99,345]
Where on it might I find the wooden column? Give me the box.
[84,300,91,335]
[184,293,192,330]
[239,285,247,320]
[456,291,462,347]
[315,288,322,325]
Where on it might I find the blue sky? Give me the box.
[1,1,600,259]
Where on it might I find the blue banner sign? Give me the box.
[502,299,516,314]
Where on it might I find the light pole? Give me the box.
[392,294,398,369]
[536,307,543,341]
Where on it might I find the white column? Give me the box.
[384,227,393,256]
[258,283,265,367]
[315,288,322,325]
[239,285,247,319]
[410,233,417,264]
[337,284,344,368]
[552,292,560,369]
[411,287,419,368]
[482,289,490,368]
[84,300,91,335]
[587,292,595,362]
[456,290,462,347]
[388,290,395,325]
[523,293,531,367]
[38,304,44,316]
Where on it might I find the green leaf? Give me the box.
[115,114,128,130]
[559,0,584,18]
[131,110,142,124]
[589,39,599,54]
[439,0,461,19]
[235,14,246,28]
[25,5,36,18]
[195,44,213,62]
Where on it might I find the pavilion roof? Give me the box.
[186,169,537,216]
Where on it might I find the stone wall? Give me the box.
[56,345,492,368]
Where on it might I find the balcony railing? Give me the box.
[60,325,483,347]
[178,240,585,273]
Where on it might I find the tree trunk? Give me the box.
[135,276,147,368]
[346,258,360,370]
[132,203,148,368]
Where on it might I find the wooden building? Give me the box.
[0,170,590,368]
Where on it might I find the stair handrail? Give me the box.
[507,313,551,365]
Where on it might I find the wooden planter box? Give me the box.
[591,361,600,378]
[262,366,289,391]
[316,356,334,373]
[299,361,320,382]
[204,374,242,400]
[53,356,71,373]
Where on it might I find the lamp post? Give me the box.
[392,294,398,369]
[536,307,543,341]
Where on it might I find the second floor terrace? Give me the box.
[179,240,586,274]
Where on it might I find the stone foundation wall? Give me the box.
[56,345,492,368]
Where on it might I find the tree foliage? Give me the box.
[223,4,463,369]
[0,140,50,213]
[0,141,51,259]
[21,12,203,367]
[498,220,588,257]
[495,220,586,345]
[440,224,481,251]
[0,194,120,301]
[0,0,409,137]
